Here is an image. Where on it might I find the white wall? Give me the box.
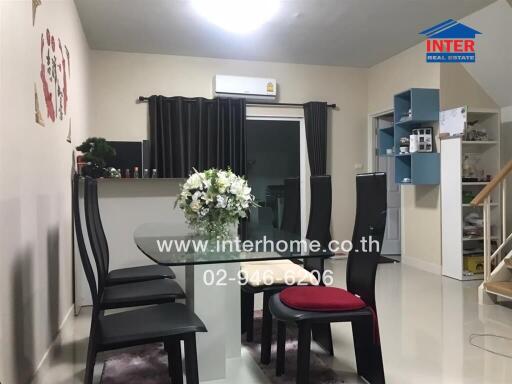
[368,44,440,114]
[460,0,512,108]
[0,1,90,383]
[440,63,498,111]
[89,50,369,244]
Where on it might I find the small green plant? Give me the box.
[76,137,116,178]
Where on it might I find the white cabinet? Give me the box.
[441,108,501,280]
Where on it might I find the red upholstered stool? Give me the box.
[280,286,366,312]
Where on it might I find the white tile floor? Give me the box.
[33,259,512,384]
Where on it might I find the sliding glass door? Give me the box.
[246,120,301,235]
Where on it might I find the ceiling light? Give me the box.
[191,0,280,34]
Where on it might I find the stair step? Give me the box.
[485,282,512,298]
[505,258,512,269]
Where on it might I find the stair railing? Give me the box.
[471,160,512,282]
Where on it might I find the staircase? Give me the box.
[471,160,512,304]
[483,258,512,300]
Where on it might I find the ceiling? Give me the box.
[75,0,495,68]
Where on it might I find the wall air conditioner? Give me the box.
[213,75,277,101]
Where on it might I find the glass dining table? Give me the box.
[134,222,333,265]
[134,222,333,382]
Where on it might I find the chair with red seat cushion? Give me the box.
[279,286,366,312]
[241,176,334,365]
[269,172,387,384]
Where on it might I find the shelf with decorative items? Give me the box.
[385,88,441,185]
[441,106,502,281]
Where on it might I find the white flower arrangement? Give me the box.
[175,168,257,238]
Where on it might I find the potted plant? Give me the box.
[175,168,257,239]
[76,137,116,178]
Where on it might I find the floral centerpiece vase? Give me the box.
[175,168,257,240]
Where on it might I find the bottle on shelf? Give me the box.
[152,169,158,178]
[133,166,140,178]
[124,168,131,178]
[143,169,150,178]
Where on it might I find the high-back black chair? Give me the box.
[281,177,301,234]
[82,177,185,309]
[73,174,101,313]
[269,172,387,384]
[303,175,332,274]
[84,176,176,286]
[73,174,206,384]
[242,176,332,363]
[306,175,332,246]
[347,173,387,311]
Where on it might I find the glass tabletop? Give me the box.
[134,222,333,266]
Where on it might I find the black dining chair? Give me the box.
[281,177,301,234]
[240,177,301,342]
[241,176,334,364]
[81,176,185,309]
[303,175,334,354]
[73,175,207,384]
[84,175,175,286]
[303,175,332,276]
[269,172,387,384]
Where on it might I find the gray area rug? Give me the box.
[101,344,169,384]
[101,312,344,384]
[243,312,344,384]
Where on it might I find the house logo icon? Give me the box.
[420,19,481,63]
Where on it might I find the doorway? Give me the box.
[246,120,301,235]
[372,111,402,256]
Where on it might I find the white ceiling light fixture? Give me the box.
[191,0,280,34]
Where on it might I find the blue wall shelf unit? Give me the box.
[378,88,440,185]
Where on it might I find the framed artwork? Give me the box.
[39,28,70,123]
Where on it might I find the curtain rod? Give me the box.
[137,96,336,109]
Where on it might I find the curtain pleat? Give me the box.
[148,96,246,177]
[303,101,328,176]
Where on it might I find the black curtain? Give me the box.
[303,102,328,176]
[148,96,246,177]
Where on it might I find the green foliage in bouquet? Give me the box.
[175,168,258,239]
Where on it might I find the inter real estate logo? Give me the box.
[420,19,481,63]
